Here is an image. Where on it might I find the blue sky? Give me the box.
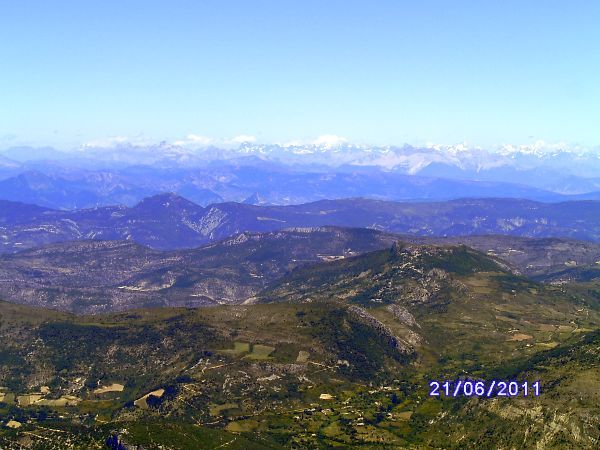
[1,0,599,149]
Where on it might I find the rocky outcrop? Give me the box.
[348,305,413,354]
[385,304,419,328]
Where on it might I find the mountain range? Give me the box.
[0,225,598,314]
[1,143,600,209]
[1,194,599,255]
[0,227,398,313]
[6,141,600,177]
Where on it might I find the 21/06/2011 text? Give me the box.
[429,380,541,398]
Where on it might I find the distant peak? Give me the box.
[242,192,267,205]
[134,193,202,210]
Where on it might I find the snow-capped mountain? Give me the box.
[8,139,596,174]
[233,141,600,180]
[2,140,599,198]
